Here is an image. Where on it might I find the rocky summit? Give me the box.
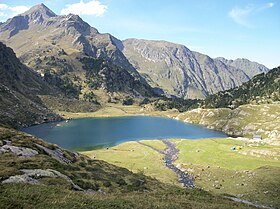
[0,4,269,102]
[0,4,155,104]
[121,39,269,99]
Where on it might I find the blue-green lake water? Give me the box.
[22,116,226,150]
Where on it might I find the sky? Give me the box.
[0,0,279,68]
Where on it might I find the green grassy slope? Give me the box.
[83,141,178,185]
[174,138,280,208]
[175,138,280,170]
[0,127,254,209]
[0,127,162,193]
[0,183,252,209]
[177,103,280,142]
[85,138,280,208]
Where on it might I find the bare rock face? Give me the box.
[2,169,83,191]
[0,145,38,157]
[35,144,72,164]
[2,174,39,185]
[21,3,57,19]
[215,57,269,78]
[122,39,269,99]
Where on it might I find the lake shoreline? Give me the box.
[22,116,227,151]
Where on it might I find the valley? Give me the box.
[0,2,279,209]
[17,99,279,207]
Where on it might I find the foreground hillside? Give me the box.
[0,127,252,209]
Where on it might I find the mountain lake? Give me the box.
[22,116,227,150]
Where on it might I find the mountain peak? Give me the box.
[21,3,56,18]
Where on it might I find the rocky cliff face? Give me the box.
[122,39,269,99]
[0,4,155,104]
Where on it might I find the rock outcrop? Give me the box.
[35,144,72,164]
[2,169,83,191]
[0,145,38,157]
[176,104,280,144]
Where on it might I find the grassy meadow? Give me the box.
[83,137,280,208]
[83,140,178,185]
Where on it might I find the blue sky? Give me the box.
[0,0,279,68]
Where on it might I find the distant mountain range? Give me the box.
[122,39,269,99]
[0,4,270,102]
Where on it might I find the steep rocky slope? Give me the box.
[122,39,269,99]
[0,4,155,104]
[203,66,280,108]
[215,57,269,78]
[0,41,101,128]
[0,42,61,128]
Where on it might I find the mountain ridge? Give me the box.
[122,38,269,99]
[0,4,156,104]
[0,4,270,102]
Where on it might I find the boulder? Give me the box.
[0,145,38,157]
[35,144,72,164]
[2,169,83,191]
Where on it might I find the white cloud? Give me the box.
[228,2,274,27]
[0,4,9,10]
[9,6,30,16]
[61,0,107,16]
[0,12,6,17]
[228,5,253,27]
[0,3,30,20]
